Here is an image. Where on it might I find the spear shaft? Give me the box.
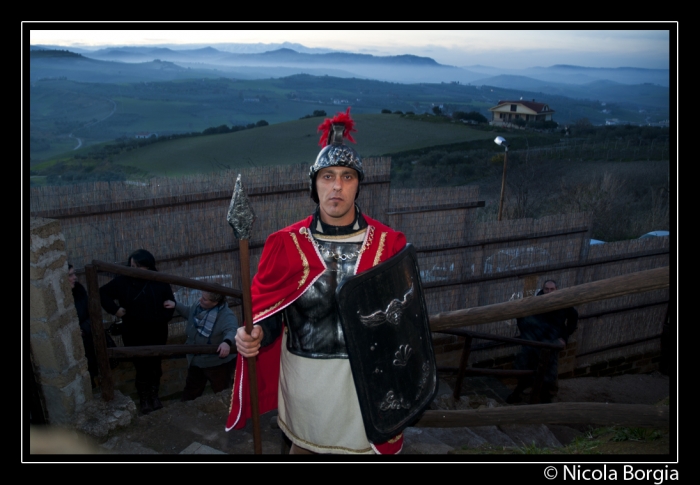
[228,174,262,454]
[238,238,262,454]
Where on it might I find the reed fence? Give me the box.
[30,157,670,369]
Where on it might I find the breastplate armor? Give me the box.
[285,240,362,358]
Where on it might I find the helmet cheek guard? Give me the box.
[309,108,364,203]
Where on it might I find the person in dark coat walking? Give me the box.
[99,249,175,414]
[507,279,578,404]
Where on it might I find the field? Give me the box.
[105,114,501,177]
[29,73,668,166]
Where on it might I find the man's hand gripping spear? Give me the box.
[228,174,262,454]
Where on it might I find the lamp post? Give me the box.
[494,136,509,221]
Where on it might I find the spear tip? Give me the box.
[228,174,256,240]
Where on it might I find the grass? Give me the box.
[450,426,670,455]
[107,114,499,177]
[611,427,663,442]
[29,137,81,164]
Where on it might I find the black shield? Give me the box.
[336,243,438,444]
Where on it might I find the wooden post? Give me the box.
[85,264,114,401]
[415,403,669,429]
[452,336,473,401]
[497,149,508,221]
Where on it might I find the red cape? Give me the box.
[226,215,406,454]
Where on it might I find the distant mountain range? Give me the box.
[28,44,670,119]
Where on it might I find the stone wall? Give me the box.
[28,217,217,410]
[29,218,92,424]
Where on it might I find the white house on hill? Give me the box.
[488,100,555,126]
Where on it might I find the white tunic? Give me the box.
[276,230,374,454]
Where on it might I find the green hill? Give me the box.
[109,114,498,177]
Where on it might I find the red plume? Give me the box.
[317,107,357,147]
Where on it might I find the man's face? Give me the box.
[542,281,557,294]
[68,268,77,288]
[199,292,220,310]
[316,166,359,226]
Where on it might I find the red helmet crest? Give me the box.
[317,107,357,147]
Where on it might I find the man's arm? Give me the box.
[173,301,189,319]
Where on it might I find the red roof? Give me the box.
[493,100,554,113]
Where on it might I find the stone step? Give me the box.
[398,375,582,454]
[402,423,571,454]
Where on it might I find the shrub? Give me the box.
[527,120,559,131]
[453,111,488,123]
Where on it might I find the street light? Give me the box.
[494,136,509,221]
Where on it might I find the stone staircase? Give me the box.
[400,375,584,454]
[77,374,585,455]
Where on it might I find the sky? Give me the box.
[26,24,673,70]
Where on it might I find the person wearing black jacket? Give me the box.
[507,279,578,404]
[99,249,175,414]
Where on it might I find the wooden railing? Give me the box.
[437,328,565,404]
[85,260,244,401]
[418,265,670,428]
[85,262,670,429]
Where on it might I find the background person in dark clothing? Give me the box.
[99,249,175,414]
[507,279,578,404]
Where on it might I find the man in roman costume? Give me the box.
[226,108,433,455]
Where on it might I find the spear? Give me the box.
[227,174,262,454]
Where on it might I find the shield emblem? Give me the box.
[336,243,438,443]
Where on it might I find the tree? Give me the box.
[432,106,442,115]
[381,109,392,114]
[255,120,269,127]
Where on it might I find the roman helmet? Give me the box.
[309,107,365,203]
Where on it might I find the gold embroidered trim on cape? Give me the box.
[373,232,388,267]
[290,232,310,289]
[253,299,284,321]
